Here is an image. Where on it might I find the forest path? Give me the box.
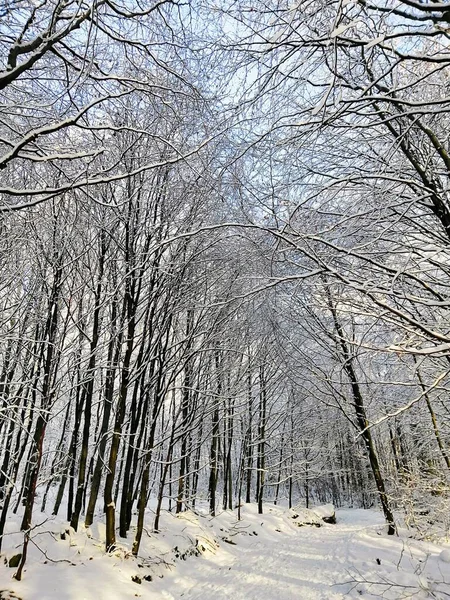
[151,507,435,600]
[1,505,447,599]
[152,507,449,600]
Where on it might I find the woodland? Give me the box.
[1,0,450,586]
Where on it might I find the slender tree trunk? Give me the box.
[15,263,62,580]
[246,369,253,504]
[41,395,72,513]
[154,388,177,531]
[176,309,194,514]
[415,361,450,472]
[226,399,234,510]
[326,289,396,535]
[257,364,266,515]
[71,241,105,531]
[208,353,222,515]
[104,292,136,551]
[85,292,122,528]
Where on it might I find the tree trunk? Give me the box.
[327,290,396,535]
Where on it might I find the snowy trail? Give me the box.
[151,507,449,600]
[2,506,448,600]
[154,509,386,600]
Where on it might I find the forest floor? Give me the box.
[0,503,449,600]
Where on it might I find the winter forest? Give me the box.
[1,1,450,598]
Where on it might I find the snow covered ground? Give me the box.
[1,504,449,599]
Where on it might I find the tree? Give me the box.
[0,0,209,210]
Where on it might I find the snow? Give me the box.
[287,505,323,527]
[308,503,336,521]
[0,505,449,599]
[439,548,450,563]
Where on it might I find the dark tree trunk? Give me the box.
[104,290,136,551]
[85,291,122,528]
[176,309,194,514]
[257,364,266,515]
[326,289,396,536]
[208,352,222,515]
[15,262,62,580]
[71,238,105,531]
